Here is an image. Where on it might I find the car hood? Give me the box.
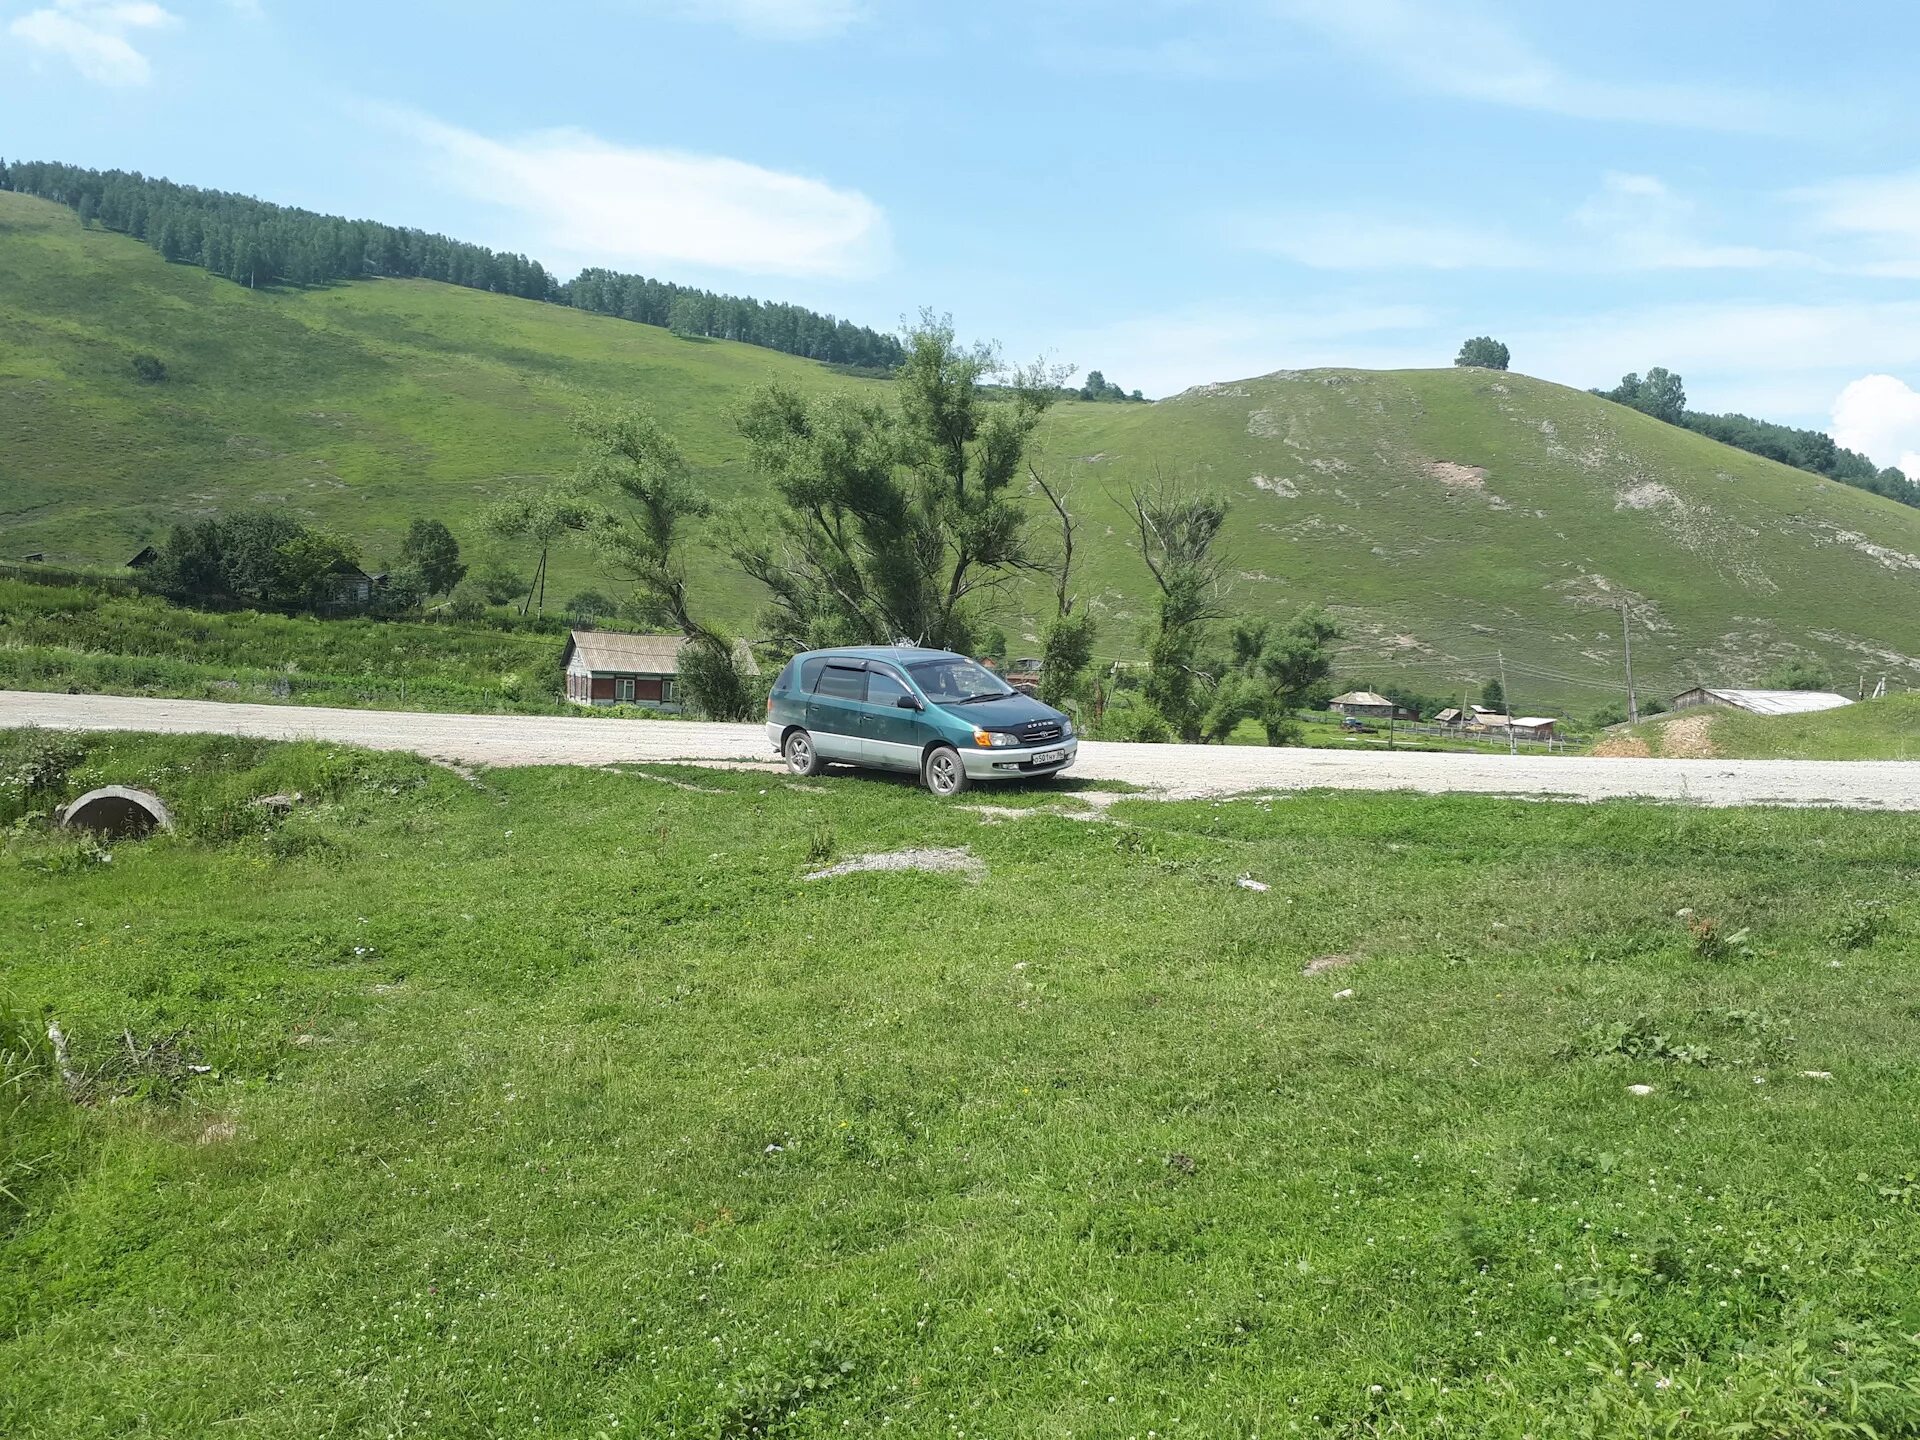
[932,693,1068,732]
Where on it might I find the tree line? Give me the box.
[145,514,468,615]
[0,159,904,371]
[1597,367,1917,509]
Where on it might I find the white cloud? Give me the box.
[1237,173,1806,274]
[1572,171,1807,271]
[646,0,863,40]
[1054,303,1437,399]
[391,110,889,280]
[1831,375,1920,479]
[8,0,177,86]
[1271,0,1780,131]
[1793,169,1920,278]
[1232,214,1541,270]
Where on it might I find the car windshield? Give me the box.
[908,657,1014,705]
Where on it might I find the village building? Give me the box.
[1670,686,1854,717]
[1468,711,1561,741]
[563,631,687,709]
[126,545,158,569]
[561,630,759,711]
[1329,690,1398,719]
[317,559,378,610]
[1433,707,1466,727]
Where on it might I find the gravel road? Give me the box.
[5,690,1918,810]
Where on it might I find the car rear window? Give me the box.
[799,657,830,692]
[773,659,797,693]
[814,664,867,701]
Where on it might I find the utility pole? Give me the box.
[1498,650,1516,755]
[1621,603,1638,723]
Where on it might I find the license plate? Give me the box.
[1031,748,1066,766]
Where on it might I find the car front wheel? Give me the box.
[922,744,970,796]
[783,729,824,777]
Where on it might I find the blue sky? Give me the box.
[7,0,1920,472]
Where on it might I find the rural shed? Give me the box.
[1330,690,1397,718]
[562,630,758,711]
[1671,687,1854,717]
[564,631,686,709]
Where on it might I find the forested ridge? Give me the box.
[0,158,907,371]
[1595,366,1918,509]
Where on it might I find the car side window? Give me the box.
[867,668,910,706]
[815,664,867,702]
[800,657,829,692]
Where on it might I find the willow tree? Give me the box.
[574,404,756,721]
[733,315,1054,654]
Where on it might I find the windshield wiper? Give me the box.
[947,691,1008,704]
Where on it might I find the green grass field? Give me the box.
[0,579,572,712]
[7,189,1920,710]
[5,729,1919,1436]
[1604,695,1920,761]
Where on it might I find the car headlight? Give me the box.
[1060,720,1074,738]
[972,728,1019,748]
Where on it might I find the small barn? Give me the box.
[1470,712,1560,742]
[1671,687,1854,717]
[126,545,158,570]
[561,630,761,711]
[1330,690,1397,719]
[1433,707,1466,727]
[317,559,377,610]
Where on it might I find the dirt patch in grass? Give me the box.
[803,847,985,882]
[1428,461,1488,490]
[1302,953,1358,978]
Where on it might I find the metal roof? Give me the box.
[1699,688,1854,717]
[566,630,760,676]
[566,630,687,674]
[1331,690,1395,707]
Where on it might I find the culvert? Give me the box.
[58,786,173,839]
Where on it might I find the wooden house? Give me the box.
[561,630,756,711]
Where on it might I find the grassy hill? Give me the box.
[7,729,1920,1435]
[1597,694,1920,761]
[7,188,1920,710]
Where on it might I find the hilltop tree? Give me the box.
[734,314,1055,653]
[398,518,466,601]
[1455,337,1510,371]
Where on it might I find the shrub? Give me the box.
[129,353,167,383]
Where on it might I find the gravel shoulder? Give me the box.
[5,691,1919,810]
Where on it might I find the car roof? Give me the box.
[797,646,961,664]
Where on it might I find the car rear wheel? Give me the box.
[783,729,824,777]
[922,745,969,796]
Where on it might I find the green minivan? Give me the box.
[764,646,1078,796]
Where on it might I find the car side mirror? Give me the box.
[896,694,923,710]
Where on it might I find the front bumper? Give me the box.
[960,737,1078,780]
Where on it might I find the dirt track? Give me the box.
[5,691,1918,810]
